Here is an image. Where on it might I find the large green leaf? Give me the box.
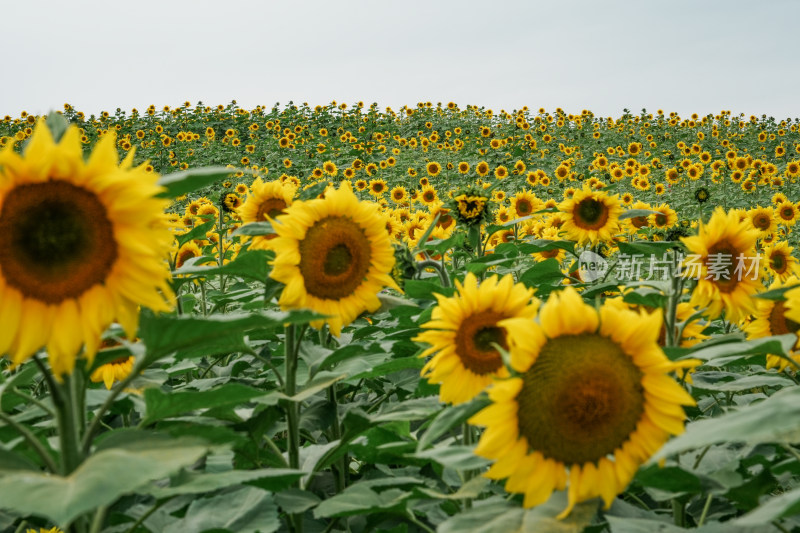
[438,492,598,533]
[163,486,279,533]
[0,439,207,527]
[145,468,303,498]
[173,249,273,282]
[651,386,800,462]
[139,309,325,362]
[313,478,424,518]
[143,383,267,424]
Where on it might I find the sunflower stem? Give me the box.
[416,259,451,288]
[671,498,685,527]
[461,422,475,509]
[284,323,304,533]
[697,493,714,527]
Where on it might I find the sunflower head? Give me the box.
[0,119,174,376]
[559,187,623,245]
[448,186,492,227]
[681,207,762,322]
[414,273,538,404]
[470,287,694,517]
[269,183,400,336]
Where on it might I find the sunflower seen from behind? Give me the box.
[414,273,538,404]
[269,182,400,336]
[469,287,694,517]
[0,120,173,377]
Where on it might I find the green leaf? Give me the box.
[163,486,279,533]
[438,492,598,533]
[143,383,267,424]
[313,481,419,518]
[689,372,794,392]
[173,249,273,281]
[145,468,304,498]
[619,208,663,220]
[519,259,565,288]
[139,310,325,362]
[410,445,490,470]
[686,334,795,363]
[403,279,454,300]
[176,219,216,248]
[417,397,490,450]
[157,167,239,198]
[0,439,207,527]
[274,488,321,513]
[651,386,800,462]
[734,485,800,525]
[231,221,274,237]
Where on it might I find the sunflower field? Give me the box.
[2,101,800,533]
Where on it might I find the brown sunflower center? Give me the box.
[454,311,507,375]
[705,240,741,292]
[516,199,533,215]
[298,216,371,300]
[0,181,118,303]
[574,198,610,230]
[770,251,787,273]
[769,301,800,335]
[516,334,644,465]
[256,198,288,221]
[754,214,771,230]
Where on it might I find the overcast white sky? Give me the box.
[4,0,799,119]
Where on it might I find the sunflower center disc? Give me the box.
[298,216,371,300]
[705,239,740,293]
[575,198,610,230]
[516,334,645,465]
[770,301,800,334]
[770,252,787,273]
[0,181,118,303]
[256,198,287,221]
[454,311,507,375]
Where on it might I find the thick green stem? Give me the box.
[461,423,475,509]
[327,385,347,492]
[284,324,304,533]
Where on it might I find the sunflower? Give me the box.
[426,161,442,177]
[681,207,762,322]
[747,206,776,237]
[763,241,800,282]
[744,278,800,371]
[649,203,678,229]
[476,161,490,177]
[419,185,438,207]
[470,287,693,517]
[175,241,203,269]
[450,187,491,226]
[0,120,173,376]
[458,161,470,174]
[235,183,249,195]
[323,160,338,176]
[494,165,509,180]
[222,192,243,212]
[559,187,623,245]
[368,179,387,196]
[237,178,295,250]
[414,273,537,404]
[510,190,541,219]
[269,183,400,336]
[90,355,135,389]
[390,186,408,204]
[776,201,798,226]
